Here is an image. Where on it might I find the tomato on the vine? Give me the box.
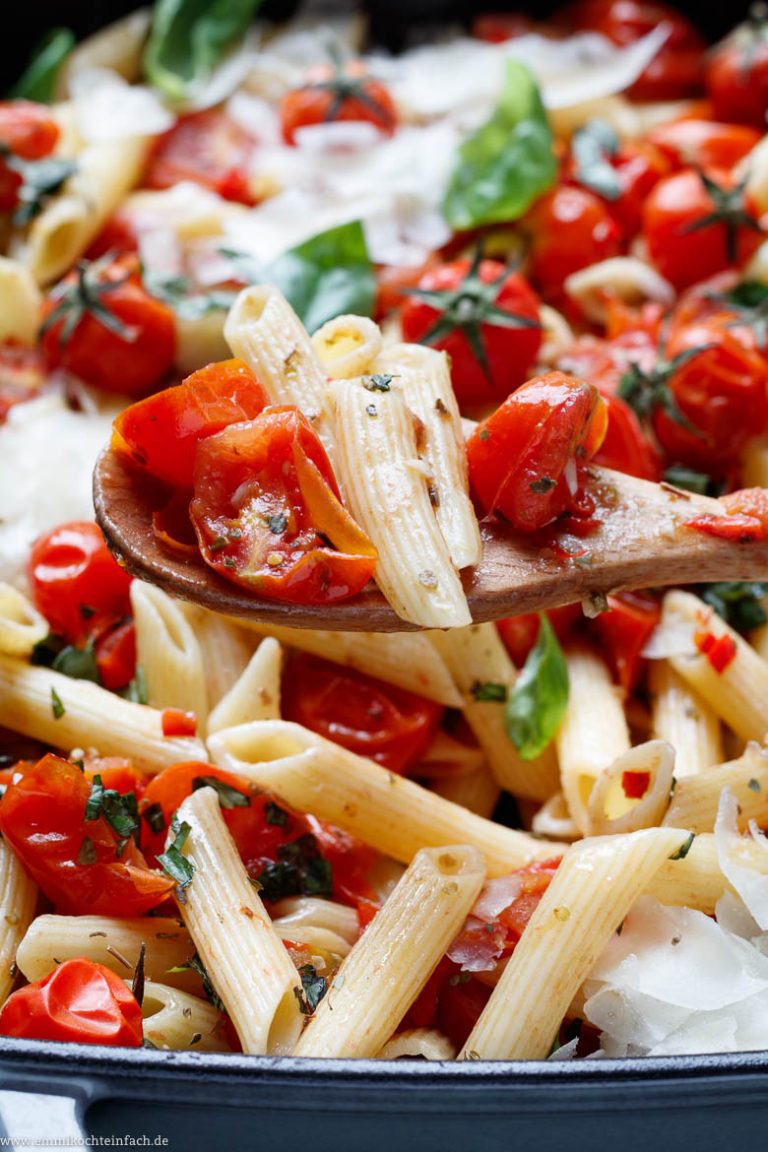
[0,958,143,1047]
[280,59,397,145]
[282,652,443,774]
[524,185,623,306]
[466,371,607,532]
[41,253,176,397]
[648,119,761,173]
[566,125,668,238]
[705,12,768,129]
[400,253,542,405]
[144,109,258,204]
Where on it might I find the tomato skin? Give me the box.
[648,119,761,173]
[642,168,765,292]
[41,257,177,397]
[0,755,174,916]
[29,521,133,646]
[706,32,768,129]
[144,110,257,204]
[525,185,623,305]
[374,258,438,322]
[0,341,47,422]
[282,653,443,774]
[466,371,607,532]
[654,321,768,468]
[497,604,582,668]
[190,406,377,604]
[589,590,661,694]
[0,101,60,213]
[84,212,139,261]
[161,709,197,738]
[280,63,397,145]
[94,620,137,692]
[112,359,269,489]
[0,958,143,1048]
[591,392,662,482]
[400,259,542,405]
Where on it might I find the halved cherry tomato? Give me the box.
[112,359,269,489]
[524,185,624,306]
[705,14,768,129]
[466,371,607,532]
[591,392,662,482]
[144,109,258,204]
[280,60,397,146]
[282,652,443,774]
[190,406,377,603]
[0,341,47,422]
[0,754,174,916]
[589,590,661,693]
[94,620,137,693]
[29,521,133,645]
[497,604,582,668]
[648,119,761,172]
[642,167,765,291]
[0,958,143,1047]
[41,253,176,397]
[554,0,705,101]
[400,256,542,406]
[0,101,60,214]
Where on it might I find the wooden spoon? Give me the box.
[94,447,768,633]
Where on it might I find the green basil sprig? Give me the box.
[9,28,74,103]
[505,614,569,760]
[443,60,557,232]
[143,0,263,103]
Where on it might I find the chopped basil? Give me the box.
[505,614,568,760]
[364,374,393,393]
[662,466,717,496]
[131,942,146,1008]
[256,834,332,902]
[471,681,507,703]
[121,666,149,705]
[31,634,67,666]
[53,642,101,683]
[85,774,140,852]
[156,816,195,890]
[749,778,761,793]
[143,0,264,103]
[7,155,78,228]
[169,951,224,1012]
[443,61,557,231]
[267,513,288,535]
[50,687,65,720]
[669,833,695,861]
[77,836,97,866]
[294,963,328,1014]
[530,476,556,494]
[571,119,622,201]
[143,802,166,836]
[264,801,289,828]
[698,582,768,633]
[192,775,250,810]
[8,28,75,103]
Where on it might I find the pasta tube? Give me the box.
[649,661,723,778]
[312,314,383,379]
[0,839,37,1006]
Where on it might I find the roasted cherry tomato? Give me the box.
[29,521,133,646]
[589,590,661,693]
[161,709,197,738]
[190,406,377,603]
[0,100,60,214]
[466,372,607,532]
[688,487,768,543]
[524,185,623,306]
[554,0,705,101]
[642,167,765,291]
[374,257,438,322]
[497,604,582,668]
[0,755,174,916]
[82,757,147,800]
[648,119,761,172]
[84,212,139,261]
[112,359,269,489]
[399,254,542,405]
[282,652,443,774]
[0,958,143,1047]
[591,392,662,481]
[705,12,768,129]
[93,620,137,693]
[0,341,47,422]
[280,59,397,145]
[144,109,258,204]
[41,253,176,397]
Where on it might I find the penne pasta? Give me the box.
[142,980,230,1053]
[0,583,48,658]
[312,314,383,379]
[187,607,256,708]
[295,845,485,1058]
[649,661,723,779]
[206,637,282,735]
[0,258,43,344]
[662,744,768,833]
[377,1029,456,1061]
[585,740,675,836]
[0,839,37,1007]
[131,583,208,722]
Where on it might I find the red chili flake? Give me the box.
[621,770,651,800]
[694,630,737,674]
[161,708,198,737]
[686,513,765,543]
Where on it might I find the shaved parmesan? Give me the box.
[715,787,768,930]
[472,876,523,921]
[70,68,174,142]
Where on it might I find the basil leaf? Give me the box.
[52,642,101,684]
[267,220,376,334]
[662,466,718,496]
[256,834,333,901]
[156,819,195,889]
[505,614,568,760]
[143,0,263,103]
[699,582,768,633]
[295,963,327,1014]
[121,666,148,705]
[571,119,621,202]
[9,28,75,103]
[443,61,557,232]
[192,774,250,809]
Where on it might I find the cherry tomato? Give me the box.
[642,167,765,292]
[112,359,269,489]
[282,652,443,774]
[82,757,147,800]
[591,392,662,481]
[648,119,761,173]
[84,212,139,261]
[374,257,438,322]
[399,256,542,405]
[554,0,705,101]
[652,320,768,468]
[524,185,623,306]
[94,620,137,692]
[0,341,47,423]
[0,754,174,916]
[0,958,143,1047]
[161,709,197,738]
[41,254,176,397]
[144,109,258,204]
[466,371,607,532]
[497,604,582,668]
[29,521,133,645]
[280,60,397,146]
[589,590,660,693]
[190,406,377,604]
[0,101,60,214]
[705,15,768,129]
